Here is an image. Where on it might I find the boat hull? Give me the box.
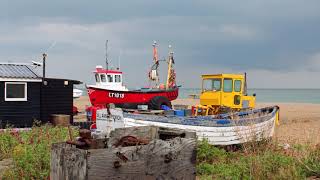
[73,89,83,99]
[124,106,279,145]
[87,87,179,107]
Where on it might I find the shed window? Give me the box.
[234,80,242,92]
[5,82,27,101]
[107,75,113,82]
[100,74,106,82]
[223,79,233,92]
[115,75,121,83]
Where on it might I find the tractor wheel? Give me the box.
[149,96,172,110]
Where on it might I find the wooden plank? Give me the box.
[51,114,71,127]
[156,126,197,139]
[108,126,197,147]
[123,109,164,115]
[87,138,196,180]
[108,126,158,148]
[50,143,87,180]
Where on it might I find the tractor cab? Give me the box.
[197,73,255,115]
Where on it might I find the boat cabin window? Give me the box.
[203,79,221,92]
[107,75,113,82]
[115,75,121,83]
[234,80,242,92]
[95,74,100,82]
[100,74,106,82]
[223,79,233,92]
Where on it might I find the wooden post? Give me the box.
[50,143,87,180]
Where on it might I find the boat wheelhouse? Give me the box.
[90,65,128,91]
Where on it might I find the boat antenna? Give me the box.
[106,40,109,70]
[118,50,122,70]
[46,41,57,52]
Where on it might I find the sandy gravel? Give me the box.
[74,96,320,144]
[0,158,12,177]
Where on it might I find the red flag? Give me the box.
[153,46,158,62]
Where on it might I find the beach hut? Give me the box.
[0,63,81,128]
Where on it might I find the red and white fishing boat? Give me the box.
[87,41,179,110]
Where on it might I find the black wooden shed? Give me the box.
[0,63,81,128]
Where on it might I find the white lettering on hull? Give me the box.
[108,92,125,98]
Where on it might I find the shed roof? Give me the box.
[0,63,41,79]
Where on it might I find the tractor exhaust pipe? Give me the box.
[244,72,248,96]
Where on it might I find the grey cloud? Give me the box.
[1,0,320,88]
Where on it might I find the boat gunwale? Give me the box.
[87,85,179,94]
[124,106,279,127]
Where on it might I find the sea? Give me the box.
[179,88,320,104]
[77,87,320,104]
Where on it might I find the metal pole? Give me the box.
[42,53,47,79]
[244,72,247,95]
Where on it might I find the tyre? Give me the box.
[149,96,172,110]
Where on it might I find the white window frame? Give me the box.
[4,82,28,101]
[100,74,107,82]
[107,74,114,83]
[115,75,121,83]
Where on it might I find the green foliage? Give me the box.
[197,139,319,180]
[0,131,19,160]
[302,147,320,177]
[2,127,320,179]
[197,139,228,163]
[0,124,78,179]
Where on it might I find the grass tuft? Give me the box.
[197,139,320,179]
[0,124,78,179]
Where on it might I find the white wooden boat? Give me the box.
[73,89,83,99]
[124,106,279,145]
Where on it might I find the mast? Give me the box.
[106,40,109,70]
[166,45,175,89]
[149,41,160,86]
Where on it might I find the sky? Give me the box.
[1,0,320,89]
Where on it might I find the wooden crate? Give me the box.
[51,126,197,180]
[51,114,70,127]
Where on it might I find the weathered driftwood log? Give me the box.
[51,126,197,180]
[51,143,87,180]
[88,138,196,180]
[108,126,196,148]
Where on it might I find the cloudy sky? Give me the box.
[1,0,320,88]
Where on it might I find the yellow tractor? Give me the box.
[195,73,256,116]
